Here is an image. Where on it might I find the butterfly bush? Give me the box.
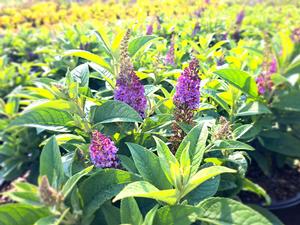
[291,28,300,43]
[89,130,119,168]
[165,36,175,66]
[114,30,147,118]
[170,58,201,151]
[256,58,277,95]
[146,24,153,35]
[236,10,245,25]
[192,22,200,38]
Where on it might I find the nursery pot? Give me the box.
[268,193,300,225]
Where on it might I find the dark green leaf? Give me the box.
[121,197,143,225]
[90,100,142,124]
[127,143,172,189]
[39,136,65,188]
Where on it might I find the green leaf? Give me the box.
[78,169,140,220]
[61,166,93,198]
[214,69,258,98]
[113,181,177,205]
[63,50,112,73]
[90,100,143,124]
[211,140,254,151]
[9,108,73,132]
[197,197,273,225]
[96,201,121,225]
[242,178,271,205]
[127,143,172,189]
[154,137,180,187]
[121,197,143,225]
[118,155,138,173]
[143,205,159,225]
[272,91,300,112]
[176,123,208,175]
[93,30,112,57]
[232,124,254,140]
[259,131,300,157]
[182,166,235,197]
[237,101,272,116]
[183,164,220,205]
[249,205,284,225]
[70,63,90,87]
[39,136,65,188]
[153,205,199,225]
[128,35,158,57]
[34,216,58,225]
[0,204,49,225]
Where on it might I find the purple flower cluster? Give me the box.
[291,28,300,43]
[165,37,175,66]
[173,59,201,110]
[114,71,147,118]
[89,130,119,168]
[146,24,153,35]
[114,30,147,118]
[256,58,277,95]
[192,22,201,38]
[236,10,245,26]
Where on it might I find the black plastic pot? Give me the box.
[269,193,300,225]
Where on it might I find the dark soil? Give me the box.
[240,162,300,204]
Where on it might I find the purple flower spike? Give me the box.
[256,58,276,95]
[269,57,277,74]
[236,10,245,26]
[173,58,201,110]
[192,22,201,38]
[114,30,147,118]
[291,28,300,43]
[146,24,153,35]
[89,131,119,168]
[165,37,175,66]
[114,71,147,118]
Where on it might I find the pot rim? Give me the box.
[267,192,300,210]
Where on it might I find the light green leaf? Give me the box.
[0,204,49,225]
[128,35,158,57]
[182,166,235,197]
[242,178,271,205]
[214,69,258,98]
[61,166,93,198]
[64,50,112,73]
[154,137,180,187]
[113,181,177,205]
[176,123,208,176]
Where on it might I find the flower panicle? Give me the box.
[165,35,175,66]
[89,130,119,168]
[256,57,277,95]
[173,58,201,110]
[170,58,201,152]
[114,29,147,118]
